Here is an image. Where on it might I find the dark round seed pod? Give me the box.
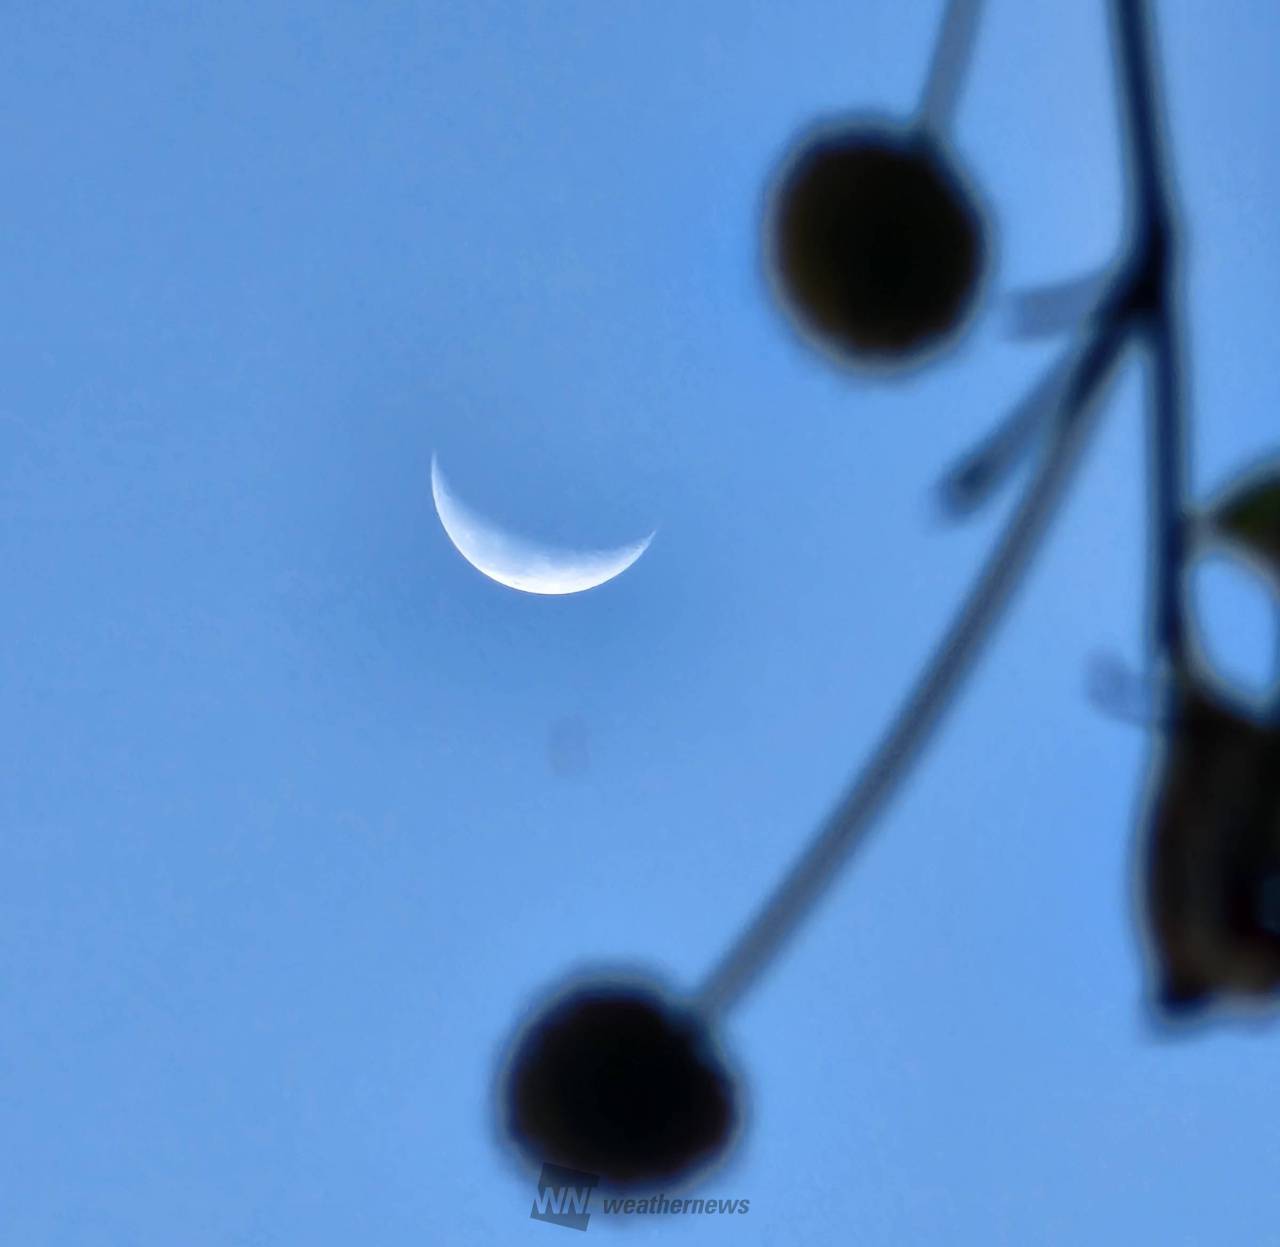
[765,119,987,369]
[500,976,740,1189]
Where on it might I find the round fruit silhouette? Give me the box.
[501,978,740,1188]
[767,121,986,367]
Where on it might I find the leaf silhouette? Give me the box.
[1142,674,1280,1012]
[1202,458,1280,577]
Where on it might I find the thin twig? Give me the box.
[1112,0,1171,235]
[937,341,1081,515]
[1111,0,1188,676]
[1006,266,1115,340]
[917,0,986,135]
[1147,309,1188,673]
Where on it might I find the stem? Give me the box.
[1112,0,1188,675]
[696,330,1123,1018]
[1112,0,1168,231]
[917,0,986,136]
[1147,305,1188,672]
[938,342,1082,515]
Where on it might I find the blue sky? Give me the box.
[2,2,1279,1243]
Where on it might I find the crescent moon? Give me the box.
[431,454,655,595]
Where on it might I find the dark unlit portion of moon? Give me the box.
[768,124,985,365]
[502,980,739,1189]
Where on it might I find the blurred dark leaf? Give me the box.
[1203,458,1280,575]
[1141,673,1280,1013]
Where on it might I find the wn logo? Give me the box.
[530,1162,599,1231]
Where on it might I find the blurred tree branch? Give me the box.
[698,0,1188,1016]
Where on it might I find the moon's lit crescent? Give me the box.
[431,454,654,595]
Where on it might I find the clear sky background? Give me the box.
[2,2,1279,1243]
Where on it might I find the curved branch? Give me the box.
[696,325,1127,1018]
